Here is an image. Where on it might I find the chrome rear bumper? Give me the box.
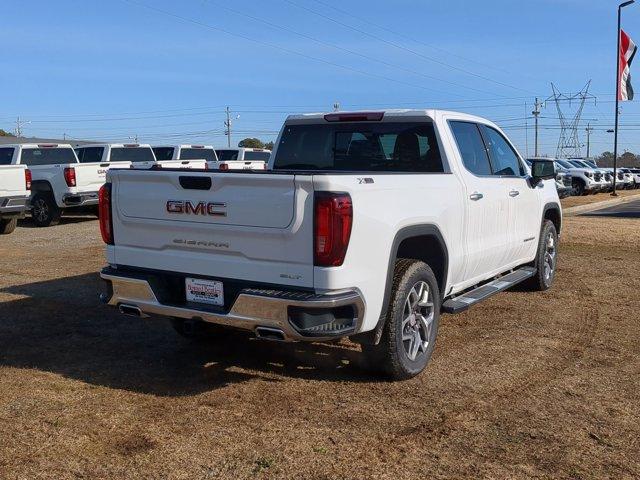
[100,269,365,342]
[62,191,99,206]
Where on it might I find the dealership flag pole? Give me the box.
[613,1,636,196]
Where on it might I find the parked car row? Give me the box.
[0,143,270,232]
[526,157,640,197]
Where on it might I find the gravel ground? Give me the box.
[0,210,639,479]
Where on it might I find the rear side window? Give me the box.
[215,150,239,161]
[152,147,174,161]
[449,122,492,176]
[180,148,216,161]
[0,148,14,165]
[20,148,77,166]
[76,147,104,163]
[480,125,524,177]
[244,151,271,161]
[110,147,156,162]
[273,122,443,172]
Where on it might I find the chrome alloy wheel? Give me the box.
[543,232,557,282]
[402,281,435,362]
[33,198,49,223]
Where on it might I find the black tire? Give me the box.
[522,220,558,292]
[31,192,61,227]
[362,259,440,381]
[0,217,18,235]
[572,179,585,196]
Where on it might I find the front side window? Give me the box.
[110,147,155,163]
[273,122,443,172]
[449,121,492,176]
[0,148,14,165]
[180,148,216,161]
[152,147,175,161]
[20,148,77,166]
[480,125,524,177]
[215,150,239,161]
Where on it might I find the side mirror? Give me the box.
[530,159,555,185]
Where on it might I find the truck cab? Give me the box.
[152,144,217,169]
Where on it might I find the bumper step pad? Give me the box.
[442,267,536,314]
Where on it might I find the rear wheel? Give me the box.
[523,220,558,292]
[0,217,17,235]
[362,259,440,380]
[31,192,61,227]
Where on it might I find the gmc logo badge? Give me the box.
[166,200,227,217]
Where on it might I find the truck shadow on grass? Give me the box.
[0,273,374,396]
[17,214,98,229]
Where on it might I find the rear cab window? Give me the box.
[0,148,15,165]
[152,147,175,161]
[215,150,239,161]
[273,122,443,172]
[76,147,104,163]
[110,147,156,163]
[180,148,216,161]
[20,147,77,166]
[244,151,271,161]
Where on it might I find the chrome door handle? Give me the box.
[509,190,520,197]
[469,192,484,201]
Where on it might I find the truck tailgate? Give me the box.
[108,170,314,288]
[0,165,28,198]
[131,159,207,170]
[74,162,128,191]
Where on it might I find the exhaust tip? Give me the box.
[255,327,286,342]
[119,304,142,317]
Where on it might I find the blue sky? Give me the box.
[2,0,640,156]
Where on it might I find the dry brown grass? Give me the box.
[1,211,639,479]
[560,188,640,209]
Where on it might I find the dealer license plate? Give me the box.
[185,277,224,306]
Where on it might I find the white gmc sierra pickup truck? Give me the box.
[99,110,561,379]
[0,147,31,234]
[3,143,112,227]
[152,144,217,169]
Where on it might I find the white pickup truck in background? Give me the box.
[99,110,561,380]
[212,147,270,170]
[152,145,217,169]
[76,143,206,170]
[0,147,31,234]
[3,143,110,227]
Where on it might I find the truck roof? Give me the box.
[285,109,497,125]
[215,147,271,152]
[152,144,214,149]
[76,143,153,148]
[1,143,75,149]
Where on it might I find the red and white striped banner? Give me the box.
[619,29,637,101]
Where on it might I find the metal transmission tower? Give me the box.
[549,81,596,158]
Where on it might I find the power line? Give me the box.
[121,0,475,98]
[205,0,503,98]
[282,0,535,95]
[307,0,542,84]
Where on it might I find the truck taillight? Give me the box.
[25,169,32,190]
[99,183,113,245]
[314,192,352,267]
[219,163,229,171]
[64,167,76,187]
